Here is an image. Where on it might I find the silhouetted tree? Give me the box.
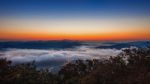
[1,47,150,84]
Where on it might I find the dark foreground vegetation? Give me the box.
[0,47,150,84]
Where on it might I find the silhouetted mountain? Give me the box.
[0,40,150,50]
[0,40,82,49]
[96,41,150,49]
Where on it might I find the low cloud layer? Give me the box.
[0,46,121,70]
[1,40,149,72]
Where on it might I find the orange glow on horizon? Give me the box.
[0,31,150,41]
[0,17,150,41]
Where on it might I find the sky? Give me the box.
[0,0,150,41]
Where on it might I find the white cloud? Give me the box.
[0,46,122,64]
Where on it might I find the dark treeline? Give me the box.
[0,47,150,84]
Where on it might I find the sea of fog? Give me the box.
[0,41,149,72]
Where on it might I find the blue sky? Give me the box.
[0,0,150,18]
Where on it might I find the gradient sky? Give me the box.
[0,0,150,41]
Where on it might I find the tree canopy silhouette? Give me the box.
[0,47,150,84]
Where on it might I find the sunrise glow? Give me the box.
[0,0,150,41]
